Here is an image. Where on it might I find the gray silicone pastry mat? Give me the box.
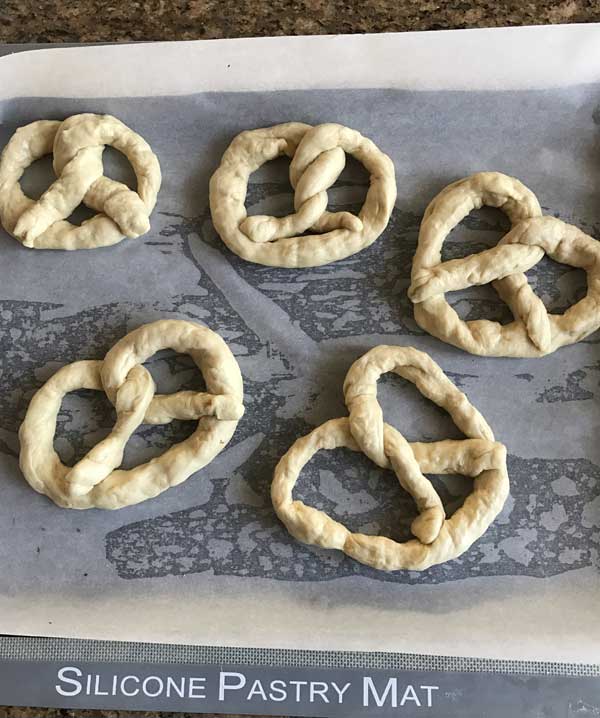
[0,36,599,665]
[3,635,600,677]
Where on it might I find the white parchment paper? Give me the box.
[0,27,599,663]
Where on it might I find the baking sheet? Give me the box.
[0,28,599,663]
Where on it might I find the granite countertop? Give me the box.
[1,2,599,718]
[0,711,223,718]
[0,0,599,42]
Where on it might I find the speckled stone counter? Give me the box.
[1,0,599,42]
[1,711,228,717]
[1,2,599,717]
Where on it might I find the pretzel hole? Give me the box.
[441,206,510,262]
[122,421,197,468]
[377,372,464,442]
[451,288,514,324]
[246,155,367,231]
[143,349,207,394]
[19,155,56,201]
[327,154,369,209]
[55,389,115,465]
[102,146,138,191]
[293,447,470,544]
[246,156,295,216]
[526,255,587,313]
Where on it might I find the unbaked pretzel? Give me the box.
[0,113,161,250]
[19,320,244,509]
[272,345,508,571]
[209,122,397,267]
[409,172,600,357]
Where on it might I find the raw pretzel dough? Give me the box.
[19,319,244,509]
[272,345,508,571]
[409,171,600,357]
[0,113,161,250]
[209,122,397,267]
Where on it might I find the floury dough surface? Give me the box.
[0,88,599,655]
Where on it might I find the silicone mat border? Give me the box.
[0,635,598,676]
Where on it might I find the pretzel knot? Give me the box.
[209,122,397,268]
[0,113,161,250]
[271,346,509,571]
[19,320,244,510]
[408,171,600,357]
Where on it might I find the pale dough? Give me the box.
[209,122,397,267]
[0,113,161,250]
[409,171,600,357]
[271,345,508,571]
[19,319,244,509]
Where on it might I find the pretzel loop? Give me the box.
[101,319,245,424]
[19,319,244,510]
[53,361,155,497]
[210,122,397,268]
[409,172,600,357]
[0,113,161,250]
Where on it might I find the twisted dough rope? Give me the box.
[409,171,600,357]
[0,113,161,250]
[19,320,244,510]
[209,122,397,268]
[272,345,508,571]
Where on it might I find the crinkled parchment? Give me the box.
[0,71,599,661]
